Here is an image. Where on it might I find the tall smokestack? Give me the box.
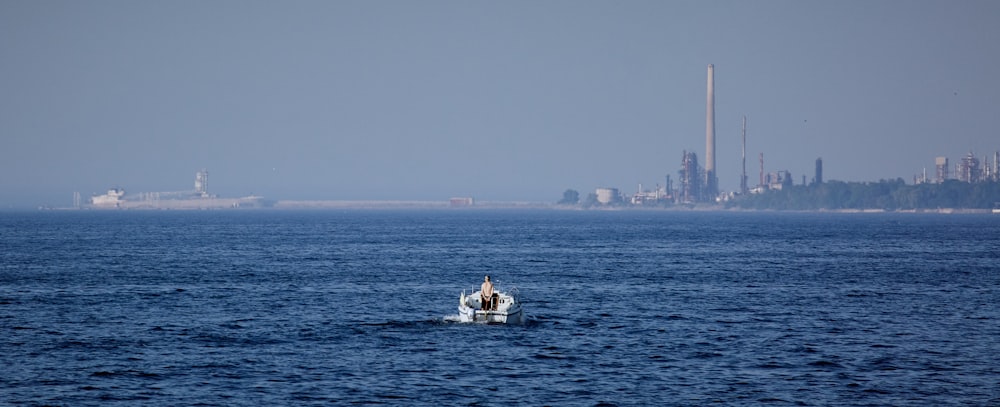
[740,115,747,194]
[759,152,764,188]
[705,64,717,198]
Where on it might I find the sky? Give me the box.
[2,0,999,207]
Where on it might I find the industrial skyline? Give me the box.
[600,61,1000,206]
[590,57,1000,206]
[3,2,999,208]
[922,151,1000,185]
[44,59,1000,209]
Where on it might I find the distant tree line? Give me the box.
[558,189,580,205]
[558,189,611,208]
[728,179,1000,210]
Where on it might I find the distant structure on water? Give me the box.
[679,150,701,203]
[449,197,474,207]
[936,157,949,183]
[574,63,999,209]
[194,169,209,197]
[86,170,267,209]
[595,188,621,205]
[815,158,823,185]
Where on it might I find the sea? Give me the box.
[1,209,998,406]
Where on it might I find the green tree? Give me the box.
[731,178,1000,210]
[558,189,580,205]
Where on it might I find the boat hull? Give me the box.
[458,290,525,324]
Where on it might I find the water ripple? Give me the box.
[1,211,998,405]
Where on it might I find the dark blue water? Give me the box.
[1,210,998,405]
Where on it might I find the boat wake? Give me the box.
[442,314,464,323]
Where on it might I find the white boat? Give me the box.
[458,288,525,324]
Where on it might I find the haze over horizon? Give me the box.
[3,1,999,208]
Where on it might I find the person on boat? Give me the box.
[480,275,494,311]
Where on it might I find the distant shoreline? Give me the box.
[29,200,999,214]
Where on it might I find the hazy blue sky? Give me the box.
[2,1,998,207]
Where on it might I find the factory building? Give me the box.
[678,150,701,203]
[925,152,1000,185]
[935,157,949,183]
[595,188,621,205]
[630,183,671,205]
[765,170,793,190]
[957,152,980,183]
[195,169,209,197]
[665,65,720,205]
[992,151,1000,182]
[814,158,823,185]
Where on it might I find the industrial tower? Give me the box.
[705,64,718,199]
[195,169,209,197]
[740,115,748,194]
